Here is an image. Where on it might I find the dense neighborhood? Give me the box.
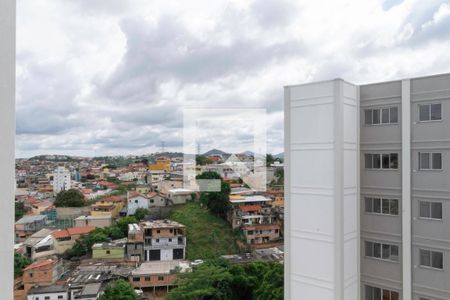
[14,151,284,300]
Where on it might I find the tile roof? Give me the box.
[239,205,262,212]
[67,226,96,235]
[24,259,55,271]
[52,230,70,239]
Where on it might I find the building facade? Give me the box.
[285,73,450,300]
[53,166,71,194]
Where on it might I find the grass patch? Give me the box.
[169,201,239,260]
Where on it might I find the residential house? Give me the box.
[139,220,186,261]
[27,285,68,300]
[147,192,167,208]
[52,226,96,254]
[242,224,281,245]
[92,238,127,259]
[90,196,125,219]
[15,215,47,241]
[136,185,152,194]
[148,157,171,173]
[126,224,143,262]
[21,259,64,295]
[127,192,149,216]
[129,261,191,295]
[23,229,55,260]
[167,188,193,205]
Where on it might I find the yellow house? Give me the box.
[91,198,124,218]
[148,157,171,173]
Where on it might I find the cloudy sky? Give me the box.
[16,0,450,158]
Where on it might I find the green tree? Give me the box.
[134,208,149,221]
[196,155,212,166]
[169,261,233,300]
[116,216,138,236]
[14,253,31,278]
[54,189,85,207]
[15,202,26,221]
[99,279,138,300]
[196,172,230,218]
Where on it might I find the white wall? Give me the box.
[285,79,359,300]
[27,292,68,300]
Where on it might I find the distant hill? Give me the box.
[274,152,284,159]
[203,149,228,156]
[241,150,254,156]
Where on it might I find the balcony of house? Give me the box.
[144,237,186,248]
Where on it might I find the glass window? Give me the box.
[365,286,373,300]
[420,201,431,218]
[390,153,398,169]
[374,287,381,300]
[365,241,373,257]
[365,197,373,213]
[373,198,381,213]
[390,200,399,215]
[382,108,390,124]
[382,199,390,214]
[431,103,442,120]
[391,245,399,260]
[374,243,381,258]
[391,291,399,300]
[432,251,443,269]
[365,109,373,125]
[420,153,430,169]
[431,202,442,219]
[390,107,398,123]
[420,249,431,267]
[432,153,442,170]
[365,154,373,169]
[382,290,390,300]
[373,109,380,124]
[382,154,390,169]
[420,104,430,121]
[382,244,390,259]
[374,154,381,169]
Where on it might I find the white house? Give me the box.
[27,285,68,300]
[127,193,149,216]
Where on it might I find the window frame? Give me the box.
[365,153,399,170]
[365,197,399,216]
[419,201,443,220]
[365,285,399,300]
[364,240,399,262]
[419,152,443,171]
[419,248,444,270]
[418,103,442,122]
[364,107,399,126]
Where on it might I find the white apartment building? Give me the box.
[52,166,71,194]
[285,73,450,300]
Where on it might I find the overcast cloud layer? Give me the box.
[16,0,450,157]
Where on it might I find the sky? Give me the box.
[16,0,450,158]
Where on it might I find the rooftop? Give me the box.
[24,259,55,271]
[131,260,190,276]
[15,214,47,224]
[27,284,66,294]
[140,219,185,229]
[229,195,271,203]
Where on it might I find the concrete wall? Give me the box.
[285,79,359,300]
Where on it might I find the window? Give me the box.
[157,230,160,233]
[58,296,63,299]
[156,239,159,243]
[419,152,442,170]
[145,276,150,281]
[45,297,50,300]
[365,241,399,262]
[419,201,442,219]
[419,103,442,121]
[365,285,399,300]
[365,153,398,169]
[365,197,399,215]
[420,249,443,269]
[106,250,110,254]
[365,107,398,125]
[150,199,154,203]
[133,277,140,282]
[158,276,164,281]
[169,238,172,242]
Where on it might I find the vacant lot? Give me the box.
[169,201,239,260]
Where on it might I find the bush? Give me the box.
[54,189,85,207]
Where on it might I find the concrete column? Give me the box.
[284,79,359,300]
